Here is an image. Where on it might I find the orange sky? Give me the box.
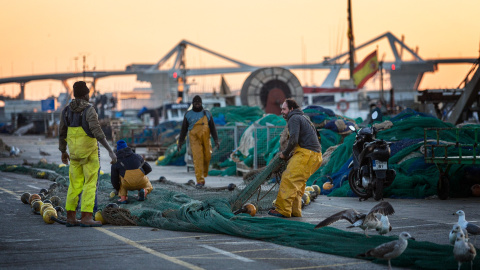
[1,0,479,100]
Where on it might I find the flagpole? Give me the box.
[347,0,355,83]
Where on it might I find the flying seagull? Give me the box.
[357,232,415,270]
[455,210,480,244]
[453,231,476,270]
[450,224,469,245]
[314,201,395,237]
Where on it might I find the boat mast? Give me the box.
[347,0,355,82]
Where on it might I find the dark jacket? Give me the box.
[282,109,322,157]
[178,109,218,147]
[110,147,152,191]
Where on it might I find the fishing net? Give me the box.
[211,106,265,124]
[6,161,479,269]
[6,107,480,269]
[5,158,480,269]
[114,120,182,146]
[230,155,286,210]
[102,207,137,226]
[308,109,480,199]
[154,106,480,199]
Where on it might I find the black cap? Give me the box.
[192,95,202,104]
[73,81,89,98]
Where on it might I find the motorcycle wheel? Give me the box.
[348,169,369,199]
[373,178,384,201]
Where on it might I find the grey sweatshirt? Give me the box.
[282,109,321,157]
[58,99,106,153]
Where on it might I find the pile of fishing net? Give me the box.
[155,106,266,168]
[309,108,480,198]
[116,120,182,146]
[156,105,360,178]
[101,207,138,226]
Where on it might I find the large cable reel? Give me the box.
[240,67,303,115]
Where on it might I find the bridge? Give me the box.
[0,32,477,112]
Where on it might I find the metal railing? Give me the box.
[252,125,286,169]
[423,127,480,164]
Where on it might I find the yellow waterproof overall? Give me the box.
[189,115,212,184]
[275,147,322,217]
[118,168,153,197]
[65,127,99,213]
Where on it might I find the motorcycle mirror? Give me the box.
[348,125,356,131]
[372,111,378,120]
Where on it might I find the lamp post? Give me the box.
[347,0,355,82]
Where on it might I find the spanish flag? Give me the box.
[353,50,378,88]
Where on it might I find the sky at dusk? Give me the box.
[1,0,479,100]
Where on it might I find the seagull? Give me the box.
[455,210,480,244]
[357,232,415,270]
[450,224,469,245]
[39,148,50,156]
[314,201,395,237]
[10,146,21,156]
[453,231,476,270]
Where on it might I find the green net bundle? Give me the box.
[210,106,265,124]
[308,109,480,199]
[157,105,360,178]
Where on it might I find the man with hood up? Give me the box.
[59,81,117,227]
[177,95,219,188]
[110,140,153,203]
[268,98,323,218]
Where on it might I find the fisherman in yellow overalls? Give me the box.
[177,95,219,188]
[268,98,322,218]
[59,81,117,227]
[110,140,153,204]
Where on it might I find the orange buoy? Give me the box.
[29,194,41,204]
[323,181,334,191]
[244,203,257,217]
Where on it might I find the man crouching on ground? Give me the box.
[110,140,153,204]
[268,98,322,218]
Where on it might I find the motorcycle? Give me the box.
[348,111,396,201]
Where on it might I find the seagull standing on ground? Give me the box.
[453,231,476,270]
[357,232,415,270]
[39,148,51,156]
[314,201,395,237]
[455,210,480,244]
[450,224,469,245]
